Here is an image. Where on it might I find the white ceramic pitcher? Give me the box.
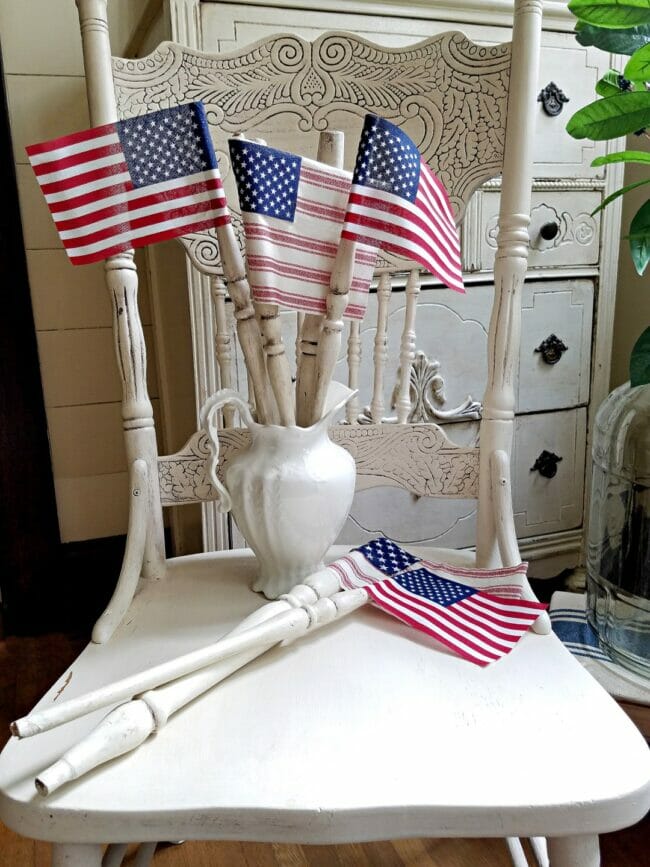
[201,383,357,599]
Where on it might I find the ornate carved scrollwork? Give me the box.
[486,203,597,252]
[360,350,482,424]
[158,420,480,505]
[112,33,511,270]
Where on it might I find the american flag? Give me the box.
[228,138,377,318]
[328,537,545,666]
[342,114,465,294]
[26,102,229,265]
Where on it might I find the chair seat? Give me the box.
[1,547,649,846]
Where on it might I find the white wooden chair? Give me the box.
[1,1,649,865]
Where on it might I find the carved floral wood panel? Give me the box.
[112,32,510,273]
[157,423,480,506]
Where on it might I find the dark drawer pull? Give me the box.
[531,450,563,479]
[540,221,560,241]
[535,334,568,364]
[538,82,569,116]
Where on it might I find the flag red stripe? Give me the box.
[25,122,116,156]
[301,165,351,194]
[41,160,129,195]
[32,142,124,177]
[55,179,225,231]
[347,192,461,262]
[68,214,229,265]
[366,582,498,665]
[342,215,464,292]
[62,198,224,249]
[296,199,346,223]
[376,580,517,653]
[47,180,134,213]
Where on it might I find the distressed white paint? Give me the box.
[1,550,649,849]
[1,2,644,861]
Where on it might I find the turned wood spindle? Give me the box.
[369,271,393,423]
[395,269,421,424]
[210,276,235,427]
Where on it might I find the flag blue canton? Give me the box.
[117,103,217,189]
[352,114,420,203]
[394,567,477,607]
[229,140,301,222]
[355,537,419,575]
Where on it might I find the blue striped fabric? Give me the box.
[549,599,610,662]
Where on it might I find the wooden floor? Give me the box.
[0,633,648,866]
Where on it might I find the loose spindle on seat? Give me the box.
[369,271,392,423]
[395,269,421,423]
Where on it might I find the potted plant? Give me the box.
[565,0,650,675]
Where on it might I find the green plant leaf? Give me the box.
[569,0,650,29]
[592,149,650,166]
[629,199,650,274]
[576,21,650,54]
[596,69,625,96]
[566,91,650,139]
[590,178,650,215]
[630,326,650,386]
[624,42,650,80]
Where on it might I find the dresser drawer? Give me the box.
[513,407,587,539]
[465,189,601,273]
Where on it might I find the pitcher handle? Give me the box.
[200,389,257,514]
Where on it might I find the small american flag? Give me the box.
[329,537,545,666]
[228,138,377,318]
[342,114,465,294]
[26,102,229,265]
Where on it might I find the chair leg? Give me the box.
[91,459,150,644]
[547,834,600,867]
[52,843,104,866]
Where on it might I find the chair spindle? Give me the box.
[369,271,392,423]
[210,276,235,428]
[395,269,421,423]
[346,319,362,424]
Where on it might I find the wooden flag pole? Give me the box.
[308,237,357,425]
[30,586,368,796]
[213,220,276,425]
[295,130,344,427]
[241,136,295,425]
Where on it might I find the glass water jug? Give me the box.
[586,381,650,678]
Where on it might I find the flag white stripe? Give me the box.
[419,168,458,233]
[27,131,120,165]
[239,152,374,319]
[368,582,496,663]
[36,151,127,185]
[461,593,542,619]
[50,168,222,218]
[380,581,518,652]
[345,202,463,288]
[64,206,228,256]
[350,182,460,253]
[58,188,224,239]
[44,171,133,204]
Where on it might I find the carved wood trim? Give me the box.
[112,31,511,240]
[158,423,480,505]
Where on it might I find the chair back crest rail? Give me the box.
[110,29,514,506]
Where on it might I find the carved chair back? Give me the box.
[95,3,540,569]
